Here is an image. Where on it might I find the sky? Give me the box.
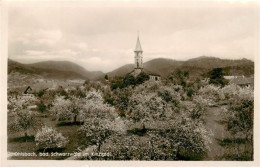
[8,1,259,72]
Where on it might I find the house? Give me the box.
[228,76,254,88]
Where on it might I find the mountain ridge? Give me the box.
[107,56,254,78]
[8,56,254,80]
[8,59,104,80]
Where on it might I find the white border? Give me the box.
[1,0,260,167]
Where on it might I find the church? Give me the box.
[130,35,161,81]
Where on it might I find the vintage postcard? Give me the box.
[1,0,260,166]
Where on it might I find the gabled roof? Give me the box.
[135,35,143,52]
[229,76,253,85]
[143,69,160,76]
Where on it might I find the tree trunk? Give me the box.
[142,122,146,130]
[73,115,77,123]
[97,140,102,152]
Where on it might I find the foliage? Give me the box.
[8,95,38,112]
[79,89,122,151]
[104,74,108,80]
[35,126,68,150]
[99,116,211,160]
[8,109,40,137]
[164,117,212,159]
[79,118,113,151]
[51,96,84,122]
[67,87,86,98]
[168,69,189,88]
[99,133,176,160]
[37,90,45,98]
[55,86,69,98]
[222,86,253,138]
[198,84,224,104]
[104,87,132,111]
[157,86,181,108]
[185,95,209,120]
[220,86,254,160]
[127,92,167,128]
[208,68,228,87]
[110,72,150,90]
[135,72,150,85]
[36,100,47,113]
[83,89,118,120]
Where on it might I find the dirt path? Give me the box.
[204,106,230,160]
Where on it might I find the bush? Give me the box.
[51,96,84,122]
[135,72,150,85]
[187,95,209,120]
[99,116,211,160]
[110,72,150,90]
[8,109,40,137]
[222,86,253,138]
[99,133,175,160]
[221,86,254,160]
[37,100,47,113]
[127,92,167,129]
[106,88,132,111]
[79,118,113,151]
[198,85,224,104]
[35,126,68,151]
[208,68,228,87]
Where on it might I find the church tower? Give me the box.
[134,34,143,76]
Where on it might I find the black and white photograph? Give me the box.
[1,0,259,165]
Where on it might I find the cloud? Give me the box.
[8,1,258,72]
[15,29,62,46]
[76,42,89,50]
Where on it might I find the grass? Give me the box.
[216,137,253,161]
[8,135,35,143]
[217,138,247,147]
[219,152,253,161]
[176,149,206,160]
[7,112,88,160]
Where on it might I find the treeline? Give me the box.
[109,72,150,90]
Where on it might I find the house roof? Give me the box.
[229,76,253,85]
[143,69,160,76]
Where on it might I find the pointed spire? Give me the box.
[135,32,142,52]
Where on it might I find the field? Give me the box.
[7,70,254,160]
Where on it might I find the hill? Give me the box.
[8,59,104,80]
[107,58,183,78]
[8,56,254,81]
[107,64,135,78]
[143,58,183,77]
[182,56,253,69]
[106,56,254,79]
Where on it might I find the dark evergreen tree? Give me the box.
[105,74,108,80]
[136,72,150,85]
[208,68,228,87]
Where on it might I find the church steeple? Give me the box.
[135,34,143,52]
[134,33,143,71]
